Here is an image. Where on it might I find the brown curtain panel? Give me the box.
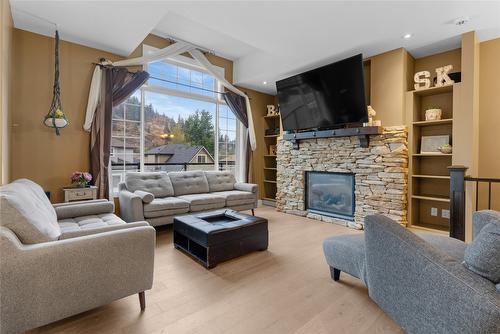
[223,91,252,182]
[91,67,149,199]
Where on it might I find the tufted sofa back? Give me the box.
[204,171,236,192]
[125,172,174,198]
[168,171,210,196]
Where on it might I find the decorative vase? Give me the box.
[425,108,442,121]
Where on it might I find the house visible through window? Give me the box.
[111,52,241,193]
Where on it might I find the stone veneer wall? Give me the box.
[276,126,408,229]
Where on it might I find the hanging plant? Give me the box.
[43,29,68,135]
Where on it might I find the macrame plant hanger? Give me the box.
[44,29,68,135]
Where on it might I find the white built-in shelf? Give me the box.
[412,119,453,127]
[412,153,452,157]
[411,195,450,203]
[412,175,450,180]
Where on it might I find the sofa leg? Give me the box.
[251,209,255,216]
[330,267,341,281]
[138,291,146,311]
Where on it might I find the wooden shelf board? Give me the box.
[262,197,276,202]
[412,195,450,203]
[410,223,449,234]
[264,134,279,138]
[264,114,280,119]
[412,153,452,157]
[411,84,453,96]
[412,119,453,126]
[412,175,450,180]
[264,167,277,171]
[264,155,277,158]
[264,180,277,184]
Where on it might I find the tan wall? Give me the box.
[478,37,500,210]
[10,29,123,202]
[9,29,273,202]
[414,48,462,75]
[368,48,411,126]
[1,0,13,184]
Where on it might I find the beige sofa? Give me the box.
[118,170,258,226]
[0,179,155,334]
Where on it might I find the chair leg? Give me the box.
[138,291,146,311]
[251,209,255,216]
[330,267,341,281]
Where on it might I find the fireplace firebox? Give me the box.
[305,171,355,220]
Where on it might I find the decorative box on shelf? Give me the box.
[63,186,98,203]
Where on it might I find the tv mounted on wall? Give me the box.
[276,54,368,132]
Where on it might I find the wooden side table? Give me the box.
[63,186,98,203]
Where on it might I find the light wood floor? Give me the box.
[29,206,403,334]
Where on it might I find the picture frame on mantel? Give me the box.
[420,135,449,154]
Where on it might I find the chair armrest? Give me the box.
[364,215,500,334]
[0,225,155,333]
[59,221,151,239]
[53,200,114,220]
[118,188,145,222]
[234,182,258,193]
[473,210,500,239]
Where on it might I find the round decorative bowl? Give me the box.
[44,118,68,128]
[425,108,442,121]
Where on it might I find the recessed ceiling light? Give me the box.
[403,33,412,39]
[263,81,268,85]
[454,16,470,26]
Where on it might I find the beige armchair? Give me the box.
[0,179,155,334]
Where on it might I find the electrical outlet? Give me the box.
[431,207,438,216]
[442,209,450,219]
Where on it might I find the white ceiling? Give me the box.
[10,1,500,94]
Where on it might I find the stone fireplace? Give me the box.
[276,126,408,229]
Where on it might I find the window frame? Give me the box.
[110,46,243,195]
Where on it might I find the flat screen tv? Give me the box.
[276,54,368,132]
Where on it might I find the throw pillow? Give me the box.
[463,221,500,283]
[134,190,154,203]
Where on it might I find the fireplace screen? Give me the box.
[305,171,355,220]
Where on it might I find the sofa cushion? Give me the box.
[125,172,174,198]
[144,207,190,219]
[58,213,125,234]
[178,193,226,206]
[464,221,500,283]
[212,190,256,206]
[0,179,61,244]
[204,171,236,192]
[143,197,189,212]
[169,171,209,196]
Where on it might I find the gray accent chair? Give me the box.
[0,179,155,334]
[323,213,500,334]
[119,170,258,226]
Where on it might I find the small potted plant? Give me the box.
[71,171,92,188]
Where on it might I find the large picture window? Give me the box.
[111,52,241,193]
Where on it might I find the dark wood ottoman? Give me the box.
[173,209,268,268]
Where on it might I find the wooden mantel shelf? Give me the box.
[282,126,383,149]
